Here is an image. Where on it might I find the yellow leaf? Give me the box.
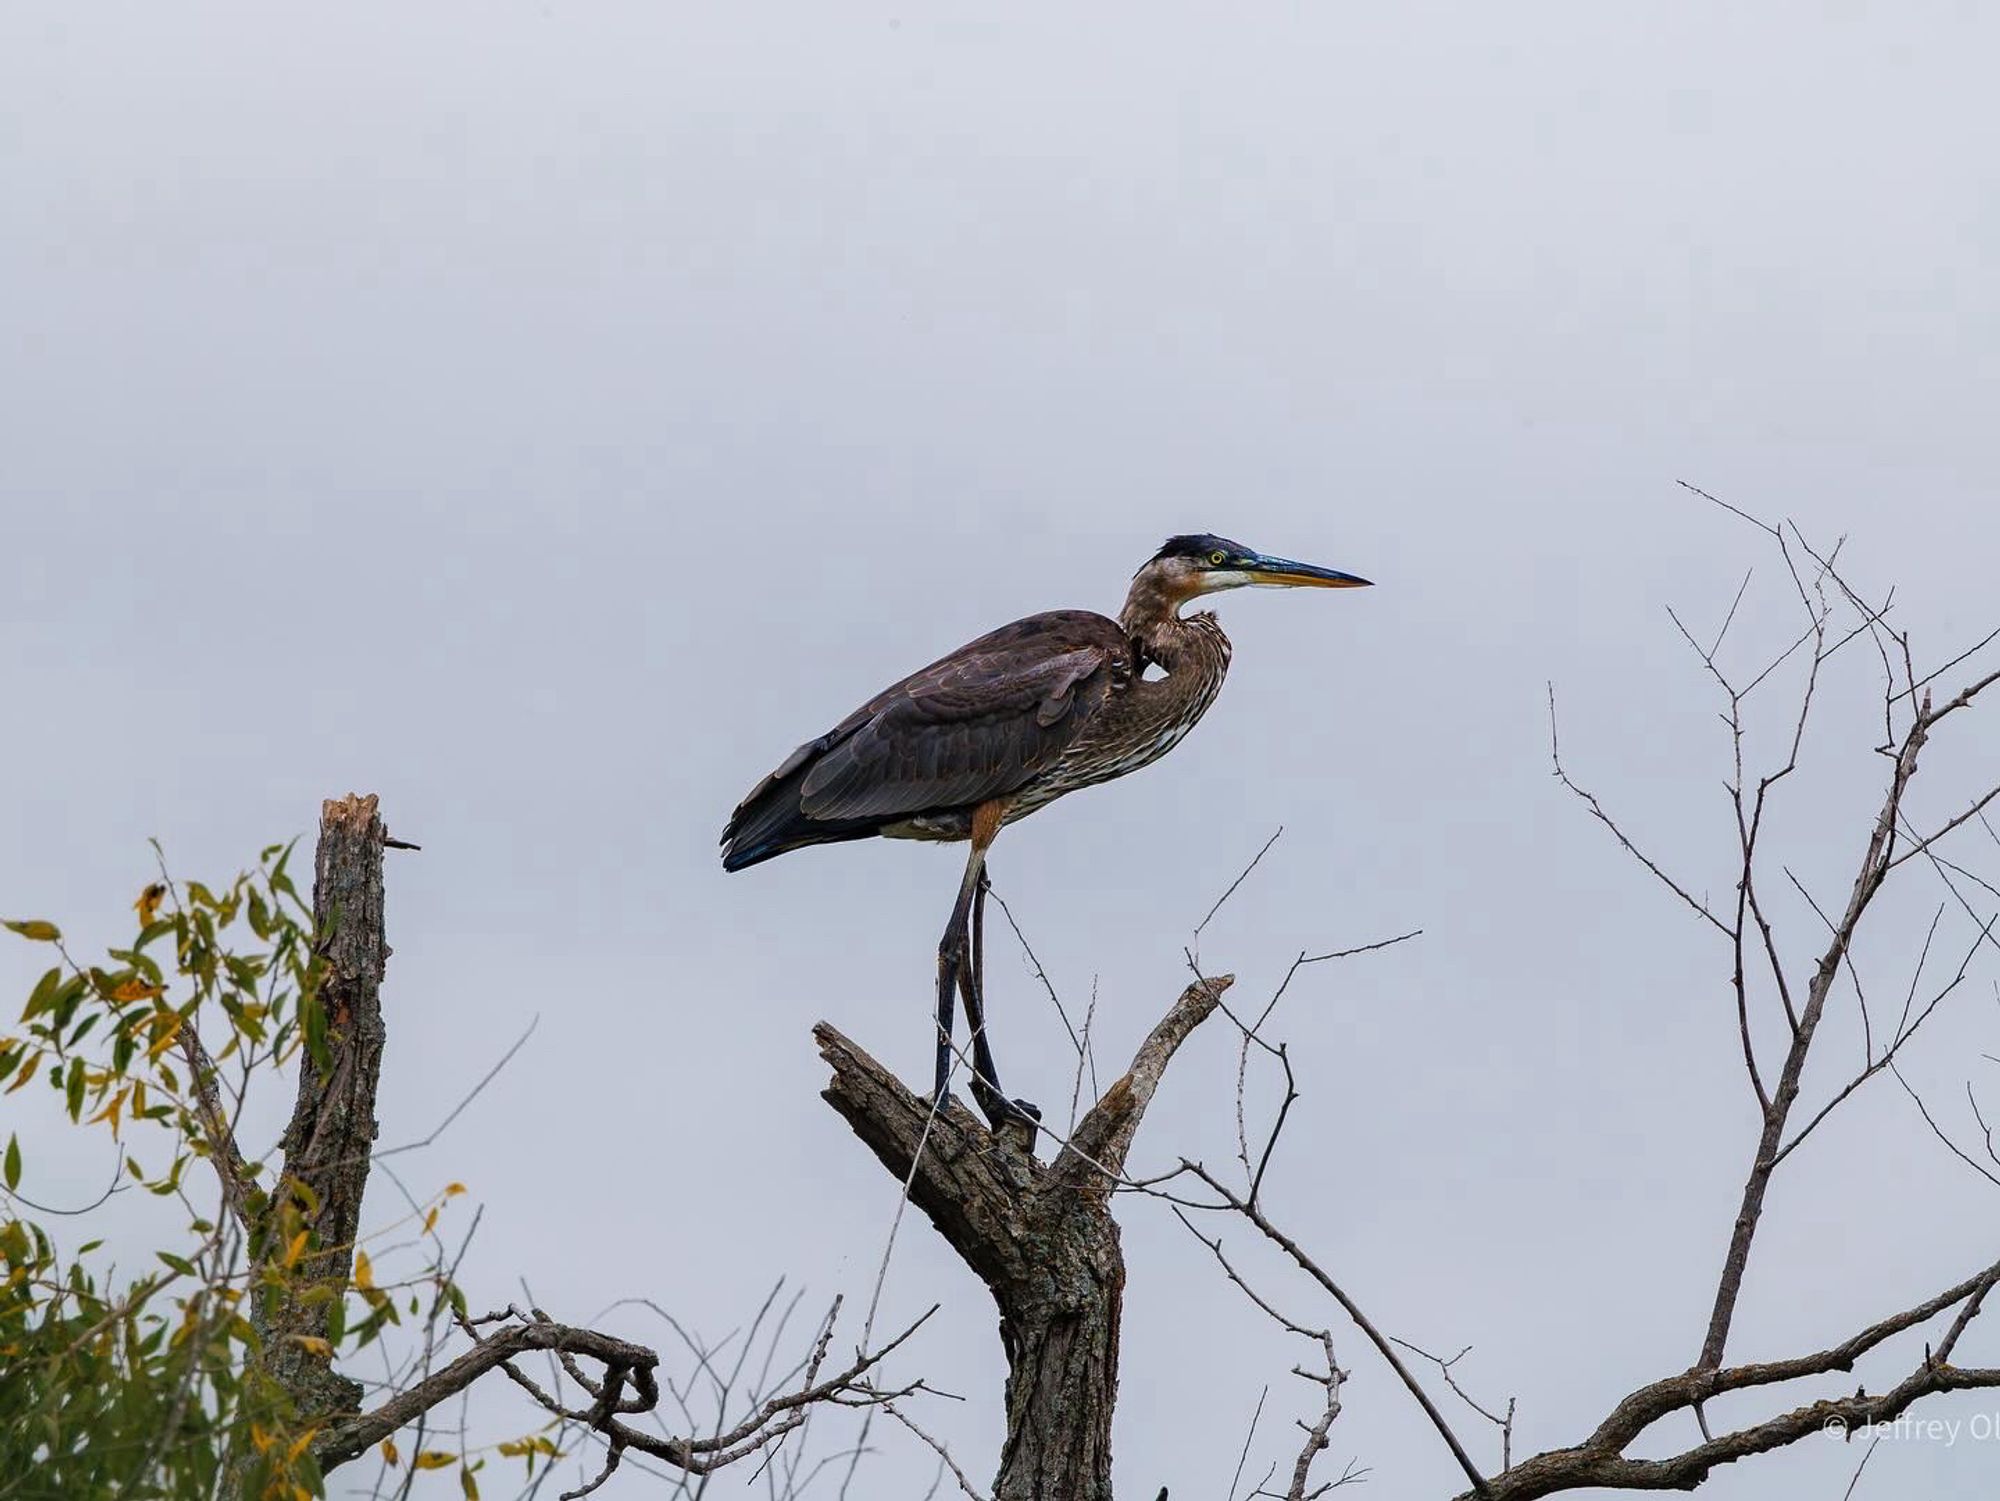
[148,1016,183,1060]
[286,1428,318,1462]
[353,1249,374,1291]
[413,1450,456,1470]
[380,1437,400,1467]
[108,977,162,1004]
[445,1182,466,1197]
[289,1335,332,1358]
[460,1465,480,1500]
[3,920,60,943]
[283,1229,309,1268]
[87,1088,127,1136]
[423,1207,438,1233]
[250,1423,275,1454]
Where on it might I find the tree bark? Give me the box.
[818,974,1230,1501]
[253,793,395,1423]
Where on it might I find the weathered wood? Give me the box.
[254,793,394,1423]
[818,974,1231,1501]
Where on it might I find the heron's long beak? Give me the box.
[1242,555,1373,589]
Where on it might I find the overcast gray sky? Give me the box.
[5,4,2000,1496]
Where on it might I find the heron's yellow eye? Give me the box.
[1209,550,1228,566]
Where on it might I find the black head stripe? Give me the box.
[1151,533,1249,564]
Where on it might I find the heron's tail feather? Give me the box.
[721,820,881,872]
[720,736,884,871]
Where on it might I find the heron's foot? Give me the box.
[975,1090,1040,1134]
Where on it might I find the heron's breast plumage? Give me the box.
[1005,612,1232,818]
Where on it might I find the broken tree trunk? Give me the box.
[252,793,395,1424]
[818,973,1231,1501]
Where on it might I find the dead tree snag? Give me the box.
[818,973,1232,1501]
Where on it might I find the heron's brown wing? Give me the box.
[795,611,1130,822]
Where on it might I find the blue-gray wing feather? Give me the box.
[720,609,1132,868]
[798,614,1127,820]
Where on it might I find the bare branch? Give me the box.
[1775,909,1993,1165]
[1893,1064,2000,1189]
[1547,684,1729,936]
[1059,975,1234,1187]
[1176,1212,1350,1501]
[1888,783,2000,872]
[1183,1162,1490,1496]
[1438,1253,2000,1499]
[176,1023,256,1231]
[1699,679,1932,1369]
[881,1401,987,1501]
[1227,1386,1269,1501]
[1389,1337,1515,1472]
[988,886,1091,1079]
[1891,623,2000,706]
[317,1317,657,1468]
[1195,826,1286,944]
[374,1016,539,1159]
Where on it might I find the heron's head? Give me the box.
[1137,533,1372,604]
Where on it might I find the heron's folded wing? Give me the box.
[797,636,1122,822]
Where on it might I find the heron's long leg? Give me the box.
[933,842,987,1104]
[958,869,1041,1130]
[936,801,1041,1128]
[959,869,1005,1119]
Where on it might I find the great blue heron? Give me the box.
[721,533,1370,1126]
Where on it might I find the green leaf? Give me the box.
[64,1057,85,1120]
[21,965,61,1020]
[302,991,329,1074]
[4,919,61,942]
[134,917,176,949]
[48,975,89,1032]
[156,1251,197,1277]
[4,1132,19,1190]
